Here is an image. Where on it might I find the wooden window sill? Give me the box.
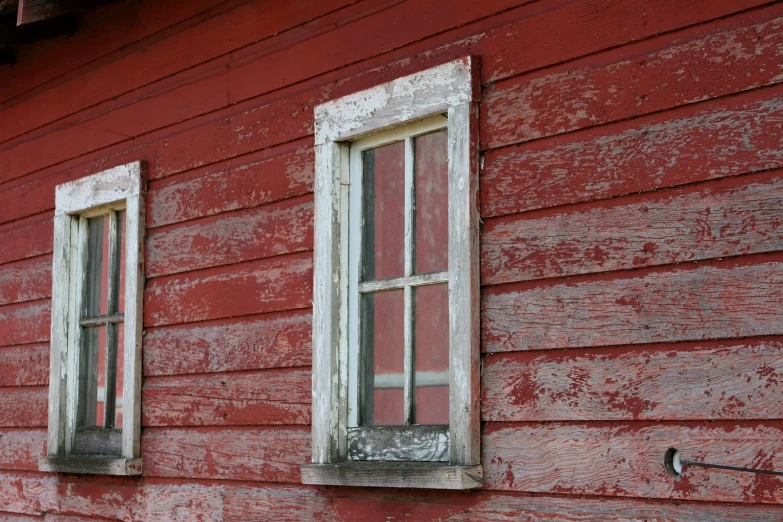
[39,456,142,476]
[301,462,482,489]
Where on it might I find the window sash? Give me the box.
[78,209,124,434]
[347,117,448,431]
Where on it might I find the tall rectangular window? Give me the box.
[40,162,145,476]
[347,118,452,459]
[303,58,481,489]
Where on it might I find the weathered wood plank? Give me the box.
[0,344,48,387]
[147,195,313,278]
[481,85,783,218]
[226,483,783,520]
[0,0,772,194]
[0,429,46,471]
[0,0,357,145]
[143,310,312,377]
[483,338,783,422]
[0,471,226,518]
[477,0,774,85]
[0,213,52,266]
[482,259,783,353]
[147,142,313,228]
[0,0,233,106]
[0,256,51,307]
[1,469,783,519]
[16,0,71,26]
[143,368,311,427]
[144,252,312,327]
[484,421,783,504]
[38,456,141,476]
[482,4,783,149]
[0,300,49,348]
[0,387,47,427]
[302,462,483,489]
[482,172,783,286]
[141,426,310,482]
[0,0,506,179]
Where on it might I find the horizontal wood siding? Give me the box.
[1,0,782,518]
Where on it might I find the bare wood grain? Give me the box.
[0,387,47,427]
[483,259,783,353]
[0,344,48,386]
[0,213,52,266]
[142,426,310,482]
[143,368,311,427]
[482,6,783,149]
[481,85,783,218]
[144,252,312,327]
[482,172,783,285]
[147,196,313,278]
[483,338,783,422]
[0,301,49,348]
[302,462,482,489]
[2,469,783,519]
[38,456,141,476]
[483,421,783,504]
[143,310,312,377]
[147,143,313,229]
[0,429,45,471]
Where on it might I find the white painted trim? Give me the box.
[310,57,481,485]
[43,161,145,475]
[314,58,476,145]
[55,162,142,216]
[122,192,144,460]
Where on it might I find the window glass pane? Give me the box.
[414,283,449,424]
[114,322,124,429]
[84,216,110,317]
[79,325,107,428]
[362,141,405,281]
[414,129,448,274]
[117,210,126,314]
[361,289,404,426]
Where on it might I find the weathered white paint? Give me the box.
[309,58,481,488]
[54,162,143,216]
[312,141,349,463]
[122,192,145,460]
[42,161,145,476]
[447,102,481,466]
[302,462,483,489]
[314,58,477,145]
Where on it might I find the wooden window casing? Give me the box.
[39,162,145,476]
[302,58,482,489]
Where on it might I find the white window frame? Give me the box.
[39,161,145,476]
[302,57,481,489]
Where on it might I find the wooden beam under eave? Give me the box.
[17,0,72,25]
[0,0,17,16]
[0,12,75,44]
[0,44,14,64]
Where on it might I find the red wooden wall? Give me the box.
[1,0,782,519]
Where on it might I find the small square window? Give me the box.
[302,58,482,489]
[39,162,145,476]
